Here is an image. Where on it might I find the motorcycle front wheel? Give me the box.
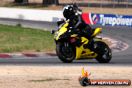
[56,42,75,63]
[95,41,112,63]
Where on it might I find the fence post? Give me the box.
[126,0,128,8]
[112,0,115,8]
[54,0,59,5]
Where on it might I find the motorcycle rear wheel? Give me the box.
[56,42,75,63]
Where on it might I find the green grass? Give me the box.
[0,24,55,53]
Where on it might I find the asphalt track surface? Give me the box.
[0,21,132,66]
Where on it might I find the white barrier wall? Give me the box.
[0,7,131,27]
[0,7,63,22]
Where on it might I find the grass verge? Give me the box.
[0,24,55,53]
[0,24,111,53]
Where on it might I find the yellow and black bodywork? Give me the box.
[54,21,112,63]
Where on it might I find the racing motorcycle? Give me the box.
[52,20,112,63]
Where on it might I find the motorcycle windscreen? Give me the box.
[55,23,69,40]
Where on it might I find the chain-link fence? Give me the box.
[1,0,132,8]
[58,0,132,8]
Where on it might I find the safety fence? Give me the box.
[59,0,132,8]
[1,0,132,8]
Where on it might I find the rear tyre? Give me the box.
[95,41,112,63]
[56,42,75,63]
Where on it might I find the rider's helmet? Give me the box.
[63,5,77,20]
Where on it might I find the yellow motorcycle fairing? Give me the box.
[92,28,102,37]
[54,21,102,60]
[54,22,69,41]
[75,37,97,59]
[75,27,102,60]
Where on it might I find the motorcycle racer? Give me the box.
[62,4,95,51]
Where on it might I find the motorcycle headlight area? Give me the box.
[54,32,59,38]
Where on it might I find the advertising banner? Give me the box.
[82,13,132,27]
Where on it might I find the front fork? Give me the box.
[64,42,69,48]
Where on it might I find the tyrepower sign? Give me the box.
[82,13,132,27]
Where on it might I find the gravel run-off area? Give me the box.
[0,66,131,88]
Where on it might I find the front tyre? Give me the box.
[95,41,112,63]
[56,42,75,63]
